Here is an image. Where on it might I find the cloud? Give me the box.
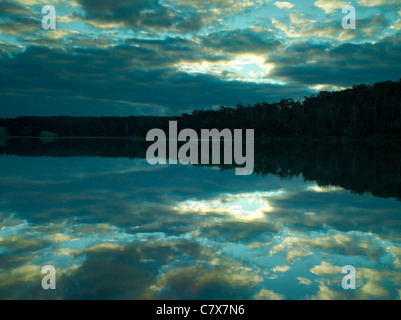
[274,1,295,9]
[0,235,48,252]
[0,151,401,299]
[360,282,389,297]
[271,10,390,42]
[272,265,291,273]
[297,277,313,285]
[154,263,263,299]
[1,0,401,302]
[311,284,347,300]
[46,233,76,243]
[310,261,342,276]
[309,262,401,299]
[72,0,256,33]
[0,14,38,36]
[74,0,198,32]
[12,0,68,4]
[1,0,400,116]
[267,32,401,87]
[391,19,401,30]
[253,288,285,300]
[0,0,33,15]
[357,0,401,6]
[270,233,386,263]
[200,28,283,55]
[0,264,42,287]
[58,243,160,299]
[0,40,310,117]
[313,0,348,14]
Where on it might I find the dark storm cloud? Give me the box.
[200,27,284,55]
[0,1,38,35]
[74,0,210,33]
[199,220,279,244]
[58,243,160,299]
[266,188,401,240]
[1,0,400,116]
[0,42,22,55]
[268,31,401,86]
[124,36,230,68]
[0,42,308,116]
[0,0,32,15]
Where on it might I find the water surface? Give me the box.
[1,138,401,300]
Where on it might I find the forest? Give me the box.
[1,138,400,201]
[1,79,401,140]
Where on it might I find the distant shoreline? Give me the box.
[1,136,401,144]
[1,79,401,141]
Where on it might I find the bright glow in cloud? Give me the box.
[176,55,275,83]
[178,191,279,220]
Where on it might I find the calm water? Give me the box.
[1,138,401,300]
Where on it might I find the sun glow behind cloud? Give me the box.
[177,191,284,221]
[176,54,276,83]
[1,0,401,116]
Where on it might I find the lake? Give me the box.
[1,138,401,300]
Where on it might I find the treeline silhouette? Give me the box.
[1,138,400,201]
[1,79,401,140]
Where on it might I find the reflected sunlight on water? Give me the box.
[1,141,401,300]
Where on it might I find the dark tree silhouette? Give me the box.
[1,79,401,140]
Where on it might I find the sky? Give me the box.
[0,0,401,117]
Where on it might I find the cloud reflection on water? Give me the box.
[1,156,401,299]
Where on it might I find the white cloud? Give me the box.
[274,1,295,9]
[272,265,291,273]
[310,261,341,275]
[360,282,389,297]
[390,19,401,30]
[297,277,313,285]
[392,11,401,30]
[313,0,347,13]
[253,288,285,300]
[288,10,315,25]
